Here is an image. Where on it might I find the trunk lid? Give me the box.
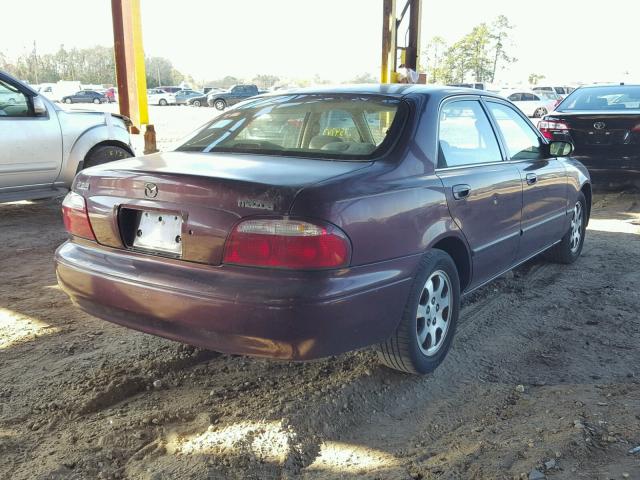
[76,151,371,264]
[549,111,640,152]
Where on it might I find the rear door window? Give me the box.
[487,102,542,160]
[438,100,502,167]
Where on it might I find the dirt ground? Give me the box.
[1,191,639,480]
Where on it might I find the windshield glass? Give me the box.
[537,91,558,101]
[559,86,640,111]
[176,94,405,160]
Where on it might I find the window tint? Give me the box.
[487,102,542,160]
[508,93,521,101]
[0,80,30,117]
[438,100,502,167]
[522,93,537,101]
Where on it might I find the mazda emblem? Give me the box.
[144,182,158,198]
[593,122,606,130]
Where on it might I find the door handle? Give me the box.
[526,173,537,185]
[452,184,471,200]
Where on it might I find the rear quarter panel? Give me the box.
[289,138,463,268]
[564,157,592,219]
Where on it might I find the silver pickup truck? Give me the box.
[0,70,134,202]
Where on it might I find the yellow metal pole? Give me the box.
[111,0,149,133]
[381,0,397,84]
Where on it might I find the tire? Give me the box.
[534,107,547,118]
[546,192,587,264]
[93,98,101,104]
[64,98,72,104]
[159,99,168,106]
[193,100,201,107]
[378,249,461,374]
[83,145,132,169]
[214,99,226,110]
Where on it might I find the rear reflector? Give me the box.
[62,191,96,240]
[223,218,350,269]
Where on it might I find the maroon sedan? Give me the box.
[55,86,591,374]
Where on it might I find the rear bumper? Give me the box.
[55,241,417,360]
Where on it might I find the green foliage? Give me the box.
[252,74,280,89]
[423,16,517,85]
[528,73,546,85]
[2,44,185,87]
[349,72,378,84]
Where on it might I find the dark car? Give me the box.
[61,90,108,104]
[55,86,591,375]
[207,84,262,110]
[175,89,203,105]
[538,84,640,189]
[186,92,210,107]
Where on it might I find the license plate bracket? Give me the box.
[132,210,183,256]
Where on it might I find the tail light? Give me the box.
[61,191,96,240]
[538,120,569,140]
[632,123,640,133]
[223,218,351,270]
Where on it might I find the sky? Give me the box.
[2,0,639,85]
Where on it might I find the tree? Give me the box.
[528,73,546,85]
[490,15,517,83]
[423,36,448,84]
[349,72,377,84]
[464,24,493,83]
[252,74,280,89]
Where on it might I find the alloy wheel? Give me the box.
[570,201,583,253]
[416,270,452,356]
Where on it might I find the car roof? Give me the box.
[258,84,502,101]
[577,83,640,89]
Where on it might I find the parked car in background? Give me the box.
[186,92,210,107]
[61,90,108,105]
[0,70,133,202]
[104,87,117,103]
[175,89,203,105]
[55,85,591,375]
[158,86,182,94]
[207,84,262,110]
[147,89,176,106]
[539,84,640,189]
[533,86,575,99]
[500,90,558,117]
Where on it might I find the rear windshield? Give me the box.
[559,86,640,111]
[176,94,406,160]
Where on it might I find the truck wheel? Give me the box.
[546,192,587,264]
[378,249,460,374]
[214,99,226,110]
[84,145,132,169]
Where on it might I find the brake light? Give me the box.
[632,123,640,133]
[223,218,350,269]
[61,191,96,240]
[538,120,569,140]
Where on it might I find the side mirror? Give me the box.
[32,95,48,117]
[549,140,573,157]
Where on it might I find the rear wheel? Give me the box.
[534,107,547,118]
[93,98,101,104]
[83,145,132,169]
[214,99,226,110]
[546,192,586,264]
[65,98,72,104]
[193,100,201,107]
[159,98,168,106]
[378,250,460,374]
